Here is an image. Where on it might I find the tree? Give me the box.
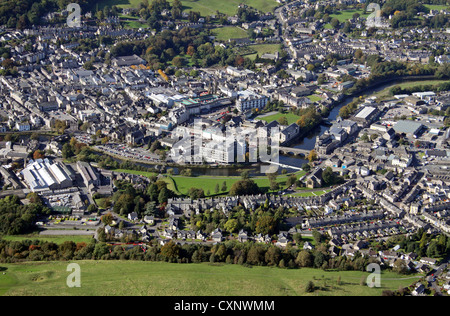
[322,167,336,186]
[188,188,205,199]
[101,212,114,226]
[26,192,42,205]
[255,215,276,235]
[53,120,67,134]
[215,183,220,195]
[293,233,302,245]
[83,60,94,70]
[355,49,364,61]
[158,187,169,204]
[286,175,297,187]
[149,140,161,153]
[62,143,74,159]
[171,0,183,18]
[240,170,250,180]
[87,204,98,214]
[221,181,228,192]
[296,250,313,267]
[360,133,370,142]
[330,17,340,29]
[302,163,311,172]
[307,149,318,163]
[269,180,280,192]
[224,219,238,233]
[160,240,180,262]
[312,230,323,244]
[33,150,45,160]
[265,246,281,266]
[393,259,408,274]
[229,179,259,196]
[306,64,315,72]
[278,116,289,126]
[305,281,315,293]
[172,56,185,68]
[186,45,196,56]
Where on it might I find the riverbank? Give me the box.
[92,75,445,177]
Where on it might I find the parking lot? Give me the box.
[96,143,161,163]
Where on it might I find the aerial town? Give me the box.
[0,0,450,297]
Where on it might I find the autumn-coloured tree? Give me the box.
[235,55,245,67]
[307,149,318,163]
[33,150,45,160]
[255,215,276,235]
[101,212,114,226]
[160,240,180,262]
[186,45,195,56]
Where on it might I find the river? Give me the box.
[112,77,442,177]
[278,77,443,171]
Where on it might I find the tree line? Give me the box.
[0,237,379,274]
[4,230,444,276]
[0,194,50,236]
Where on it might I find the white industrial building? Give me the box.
[21,159,73,192]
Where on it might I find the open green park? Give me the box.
[212,26,248,41]
[372,79,450,99]
[0,260,420,296]
[323,8,369,28]
[329,9,370,22]
[96,0,279,16]
[227,43,282,60]
[113,168,307,197]
[424,4,450,11]
[1,235,94,245]
[246,44,282,60]
[256,112,302,125]
[171,0,279,16]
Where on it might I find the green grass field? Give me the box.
[124,20,151,29]
[307,95,323,103]
[424,4,450,11]
[256,112,302,125]
[113,169,306,197]
[330,9,370,22]
[96,0,279,15]
[373,80,450,99]
[1,235,94,245]
[0,261,420,296]
[169,170,306,196]
[173,0,279,16]
[212,27,248,41]
[246,44,282,60]
[288,189,331,198]
[96,0,143,10]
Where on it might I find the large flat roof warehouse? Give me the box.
[393,120,424,136]
[355,106,377,119]
[21,159,73,192]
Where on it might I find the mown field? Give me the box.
[373,80,450,99]
[96,0,279,15]
[167,171,306,196]
[112,169,306,197]
[171,0,279,16]
[246,44,282,60]
[256,112,302,125]
[1,235,94,245]
[212,26,248,41]
[0,261,419,296]
[329,9,370,22]
[424,4,450,11]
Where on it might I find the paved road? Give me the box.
[427,262,448,296]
